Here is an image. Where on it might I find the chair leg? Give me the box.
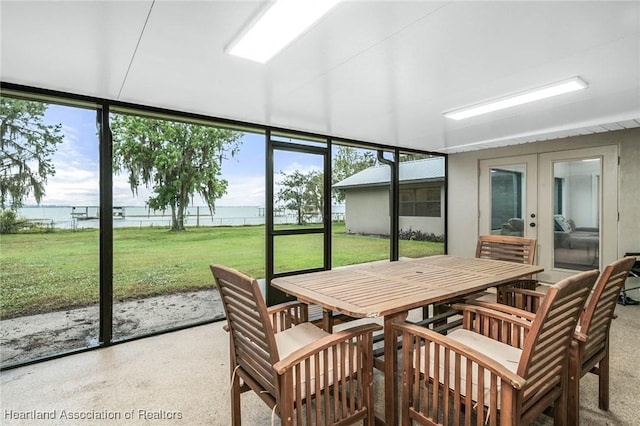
[553,396,573,426]
[231,370,242,426]
[363,377,375,426]
[497,285,506,304]
[554,369,569,426]
[567,358,580,426]
[598,349,610,411]
[553,394,567,426]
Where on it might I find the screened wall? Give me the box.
[0,85,446,369]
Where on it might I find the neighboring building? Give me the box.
[333,157,445,237]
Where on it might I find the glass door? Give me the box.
[479,155,538,240]
[537,146,618,282]
[550,159,601,270]
[479,146,618,283]
[266,132,330,305]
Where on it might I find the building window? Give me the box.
[399,187,440,217]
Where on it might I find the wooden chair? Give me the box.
[394,269,598,426]
[210,264,382,426]
[476,234,536,262]
[493,257,635,425]
[475,235,538,303]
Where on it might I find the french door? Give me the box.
[480,146,618,283]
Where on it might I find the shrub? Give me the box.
[0,209,19,234]
[398,227,445,243]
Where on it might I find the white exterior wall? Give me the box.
[447,128,640,259]
[344,187,389,235]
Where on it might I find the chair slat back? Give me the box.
[518,270,598,403]
[580,257,635,361]
[211,264,279,397]
[476,235,537,265]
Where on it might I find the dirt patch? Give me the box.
[0,290,224,367]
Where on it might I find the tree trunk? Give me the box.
[297,206,303,225]
[170,192,188,231]
[170,203,185,231]
[176,204,185,231]
[170,205,178,231]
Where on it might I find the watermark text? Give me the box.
[4,409,184,422]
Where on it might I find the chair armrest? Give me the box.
[574,330,588,343]
[394,323,527,390]
[222,301,309,333]
[495,279,539,305]
[450,303,532,348]
[501,286,548,313]
[267,301,309,332]
[266,300,308,315]
[462,299,536,322]
[501,278,539,289]
[451,303,534,326]
[273,323,382,374]
[506,287,547,298]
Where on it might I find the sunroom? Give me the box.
[1,1,639,425]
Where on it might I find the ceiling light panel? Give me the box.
[444,77,588,120]
[226,0,341,63]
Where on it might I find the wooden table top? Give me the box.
[271,255,543,318]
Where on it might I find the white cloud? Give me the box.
[23,132,100,206]
[276,162,322,176]
[60,123,82,144]
[217,175,265,206]
[112,174,153,207]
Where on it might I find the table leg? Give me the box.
[383,311,408,426]
[321,308,333,332]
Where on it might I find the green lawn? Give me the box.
[0,223,443,318]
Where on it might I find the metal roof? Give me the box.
[333,157,445,189]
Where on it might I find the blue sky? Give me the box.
[33,103,325,207]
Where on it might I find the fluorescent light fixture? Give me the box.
[226,0,341,63]
[444,77,588,120]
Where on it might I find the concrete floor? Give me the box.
[1,294,639,425]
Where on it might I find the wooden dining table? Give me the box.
[271,255,544,425]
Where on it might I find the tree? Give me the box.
[277,147,376,225]
[332,146,376,203]
[0,97,64,209]
[303,170,324,223]
[277,170,323,225]
[110,114,242,231]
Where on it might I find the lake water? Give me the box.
[17,205,344,229]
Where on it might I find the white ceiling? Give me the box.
[1,1,639,153]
